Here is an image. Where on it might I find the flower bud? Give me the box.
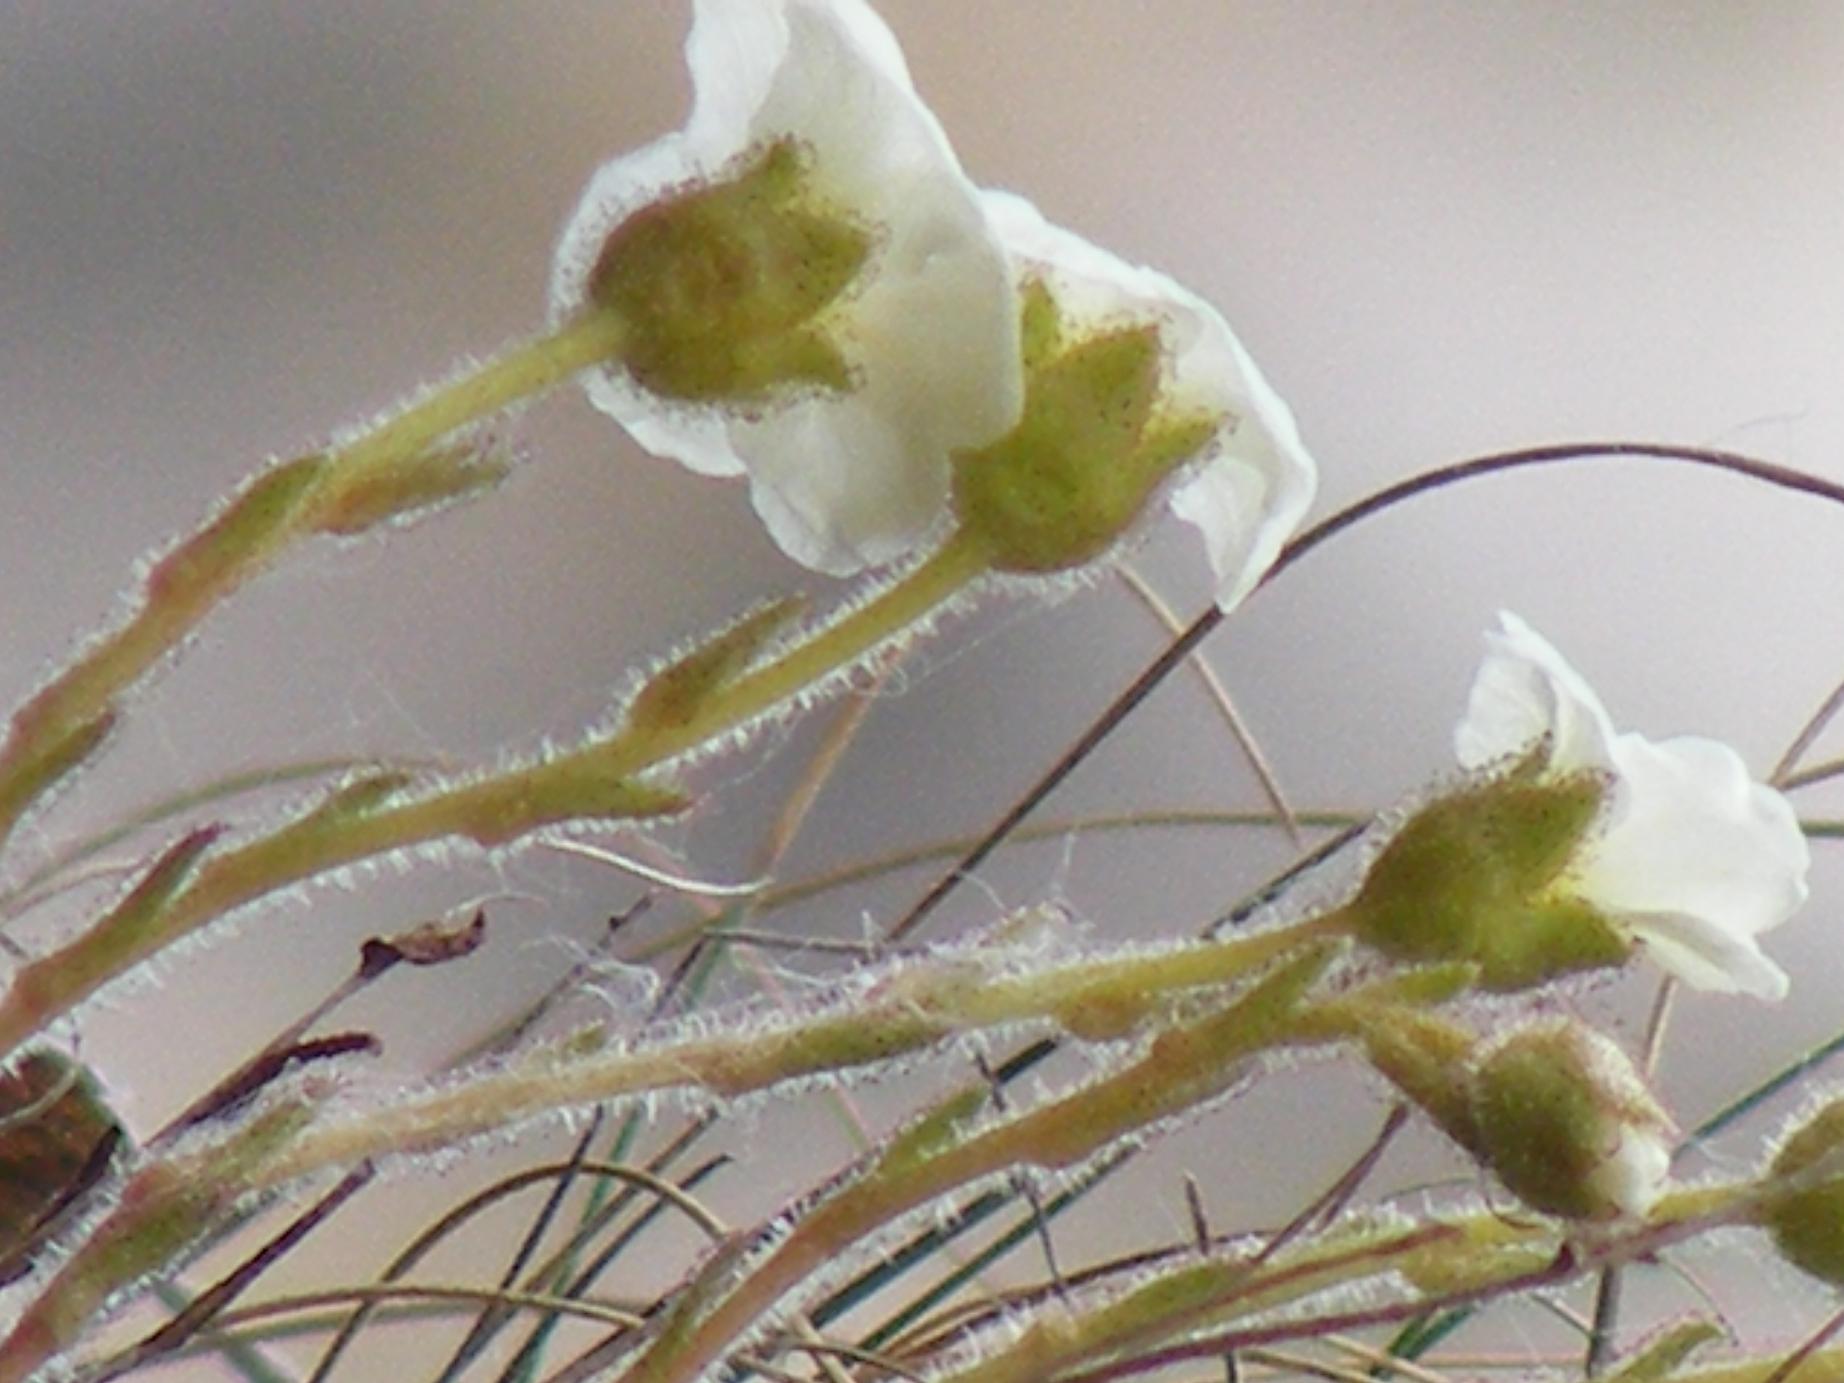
[1759,1099,1844,1285]
[949,279,1219,575]
[1348,761,1628,991]
[1466,1023,1674,1221]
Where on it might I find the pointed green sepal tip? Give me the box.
[1348,765,1628,991]
[950,279,1223,574]
[83,825,224,958]
[625,596,807,738]
[4,710,117,825]
[1188,935,1347,1054]
[315,434,515,537]
[1018,277,1062,371]
[1350,1008,1481,1149]
[1468,1024,1672,1221]
[1760,1099,1844,1284]
[311,771,416,823]
[455,764,688,848]
[1244,935,1346,1015]
[588,138,872,405]
[148,454,328,606]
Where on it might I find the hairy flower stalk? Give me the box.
[0,936,1313,1378]
[0,317,632,866]
[223,920,1350,1187]
[0,934,1427,1380]
[0,535,993,1063]
[948,1189,1759,1383]
[921,1159,1786,1383]
[618,943,1346,1383]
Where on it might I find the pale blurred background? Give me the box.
[4,2,1844,1375]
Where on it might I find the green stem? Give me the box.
[620,942,1343,1383]
[0,312,628,862]
[0,532,992,1062]
[0,912,1346,1383]
[600,531,993,775]
[254,914,1340,1188]
[932,1180,1761,1383]
[317,313,628,484]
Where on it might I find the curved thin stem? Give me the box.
[304,1159,725,1383]
[884,441,1844,942]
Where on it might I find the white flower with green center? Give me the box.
[962,191,1317,610]
[1456,612,1810,999]
[551,0,1021,575]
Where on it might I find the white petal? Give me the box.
[1615,909,1791,1000]
[1454,612,1618,772]
[552,0,1020,572]
[979,191,1317,612]
[1452,614,1811,998]
[1575,732,1808,993]
[738,392,949,574]
[1586,1122,1674,1219]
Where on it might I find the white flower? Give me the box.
[1456,611,1810,1000]
[551,0,1021,575]
[978,191,1317,612]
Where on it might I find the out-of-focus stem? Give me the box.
[931,1179,1760,1383]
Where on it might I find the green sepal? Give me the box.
[626,597,807,738]
[91,825,223,951]
[1017,276,1063,371]
[951,315,1220,574]
[1469,1027,1622,1220]
[588,138,872,405]
[1347,1007,1481,1150]
[1349,765,1627,991]
[1761,1099,1844,1284]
